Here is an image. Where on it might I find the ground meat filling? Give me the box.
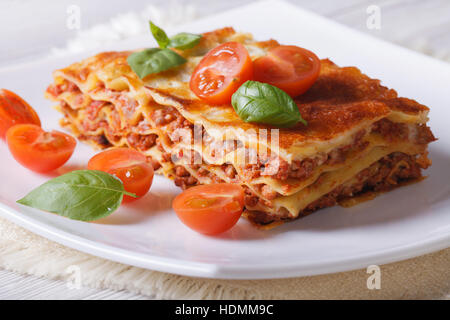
[247,152,428,225]
[53,80,434,187]
[144,101,382,184]
[151,107,177,126]
[174,165,199,189]
[244,188,259,207]
[127,133,157,151]
[260,185,278,200]
[168,151,429,224]
[52,80,434,225]
[244,128,369,181]
[47,80,79,97]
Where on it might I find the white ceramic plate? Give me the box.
[0,0,449,279]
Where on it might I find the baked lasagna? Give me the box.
[46,28,435,226]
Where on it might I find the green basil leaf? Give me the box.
[231,81,307,128]
[149,21,170,48]
[17,170,136,221]
[127,48,187,79]
[169,32,202,50]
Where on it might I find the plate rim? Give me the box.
[1,202,449,279]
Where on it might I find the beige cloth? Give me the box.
[0,217,448,299]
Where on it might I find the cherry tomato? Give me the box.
[172,183,244,235]
[88,148,154,203]
[253,45,320,97]
[0,89,41,139]
[6,124,76,173]
[190,42,253,105]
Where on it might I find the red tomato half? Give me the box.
[253,45,321,97]
[172,183,244,235]
[0,89,41,139]
[88,148,154,203]
[6,124,76,173]
[190,42,253,105]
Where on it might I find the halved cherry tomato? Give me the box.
[6,124,76,173]
[253,45,320,97]
[0,89,41,139]
[88,148,154,203]
[172,183,244,235]
[190,42,253,105]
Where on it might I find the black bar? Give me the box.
[0,300,446,318]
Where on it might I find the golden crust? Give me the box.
[53,28,428,158]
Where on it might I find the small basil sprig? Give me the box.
[150,22,202,50]
[17,170,136,221]
[231,81,307,128]
[149,21,170,49]
[168,33,202,50]
[128,21,202,79]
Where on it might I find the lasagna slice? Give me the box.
[46,27,435,226]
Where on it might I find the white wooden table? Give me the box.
[0,0,449,300]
